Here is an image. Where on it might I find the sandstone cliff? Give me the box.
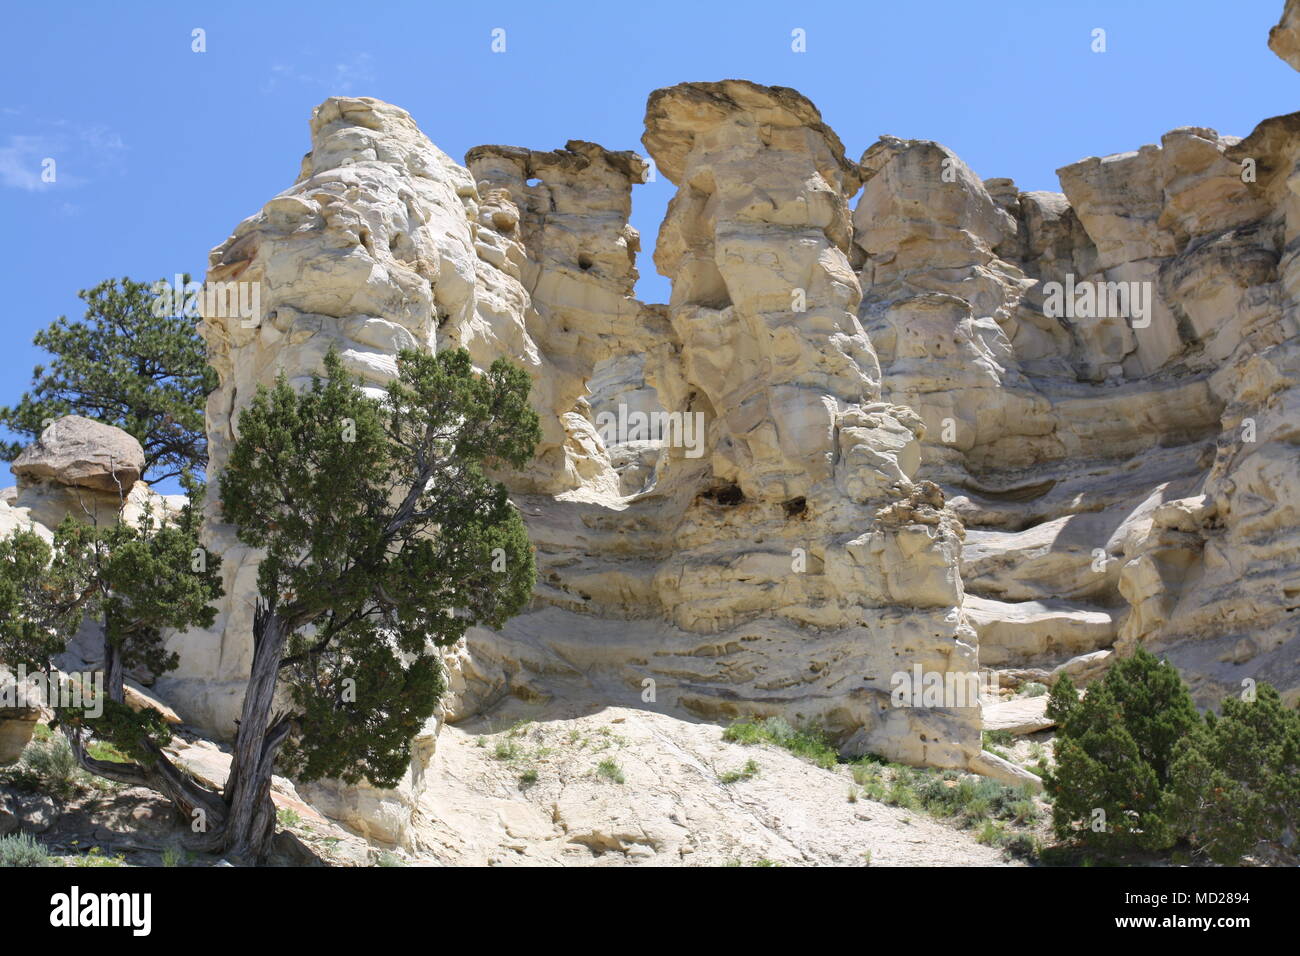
[151,22,1300,848]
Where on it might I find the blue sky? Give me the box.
[0,0,1295,476]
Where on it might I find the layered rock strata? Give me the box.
[155,27,1300,844]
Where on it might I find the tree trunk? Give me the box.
[213,601,293,863]
[67,601,295,864]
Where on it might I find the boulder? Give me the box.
[11,415,144,494]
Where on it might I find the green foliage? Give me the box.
[596,758,625,784]
[914,773,1037,829]
[719,759,760,784]
[0,523,94,670]
[1045,648,1200,853]
[219,346,540,788]
[0,277,217,482]
[851,760,887,800]
[67,846,127,867]
[976,819,1003,845]
[982,729,1014,748]
[0,494,222,774]
[92,491,222,684]
[276,807,301,828]
[1168,684,1300,864]
[16,736,85,798]
[0,833,50,867]
[1045,649,1297,862]
[1045,673,1079,724]
[722,717,838,769]
[160,844,188,868]
[1002,832,1039,861]
[493,738,521,762]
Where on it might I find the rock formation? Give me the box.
[148,17,1300,847]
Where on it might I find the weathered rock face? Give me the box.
[159,12,1300,846]
[852,97,1298,708]
[1271,0,1300,71]
[453,82,981,775]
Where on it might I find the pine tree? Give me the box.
[0,276,217,482]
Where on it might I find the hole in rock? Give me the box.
[782,496,807,518]
[577,253,594,272]
[701,483,745,507]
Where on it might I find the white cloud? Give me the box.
[263,52,375,95]
[0,120,126,190]
[0,134,57,190]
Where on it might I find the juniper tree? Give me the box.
[1,346,538,861]
[1045,647,1201,854]
[0,276,217,482]
[0,491,224,808]
[1168,683,1300,864]
[205,345,539,859]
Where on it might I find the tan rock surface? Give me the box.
[144,9,1300,852]
[413,704,1012,867]
[11,415,144,493]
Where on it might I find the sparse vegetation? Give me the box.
[493,739,521,761]
[68,846,127,867]
[596,758,625,784]
[722,717,837,769]
[983,729,1015,748]
[276,807,302,828]
[719,759,760,784]
[14,736,85,798]
[160,844,188,868]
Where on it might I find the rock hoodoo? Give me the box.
[155,25,1300,846]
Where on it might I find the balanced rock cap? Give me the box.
[11,415,145,493]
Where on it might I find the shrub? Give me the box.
[1003,832,1039,861]
[276,807,301,828]
[1045,648,1201,854]
[18,736,84,798]
[719,759,760,784]
[160,845,187,868]
[0,833,49,867]
[982,729,1014,748]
